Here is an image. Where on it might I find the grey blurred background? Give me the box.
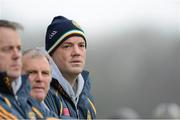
[1,0,179,118]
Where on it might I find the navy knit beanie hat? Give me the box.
[45,16,86,54]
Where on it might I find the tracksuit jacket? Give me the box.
[45,70,96,119]
[0,72,58,119]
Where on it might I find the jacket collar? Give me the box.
[0,72,14,95]
[0,72,31,98]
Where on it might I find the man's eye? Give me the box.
[79,44,85,48]
[1,47,11,52]
[17,46,21,51]
[28,71,37,75]
[62,44,71,48]
[42,71,50,75]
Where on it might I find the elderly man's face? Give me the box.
[22,56,51,101]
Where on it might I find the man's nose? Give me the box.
[72,45,80,56]
[12,48,21,60]
[35,73,43,81]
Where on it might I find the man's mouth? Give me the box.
[32,87,44,91]
[11,64,21,69]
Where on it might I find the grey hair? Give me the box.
[22,48,52,72]
[22,48,51,69]
[0,20,23,30]
[23,48,49,62]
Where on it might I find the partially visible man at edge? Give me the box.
[0,20,58,119]
[44,16,96,119]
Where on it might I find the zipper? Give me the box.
[76,106,79,119]
[72,98,79,118]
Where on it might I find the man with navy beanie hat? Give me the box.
[44,16,96,119]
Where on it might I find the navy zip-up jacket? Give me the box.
[45,70,96,119]
[0,72,58,119]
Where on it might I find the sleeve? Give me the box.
[0,97,23,119]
